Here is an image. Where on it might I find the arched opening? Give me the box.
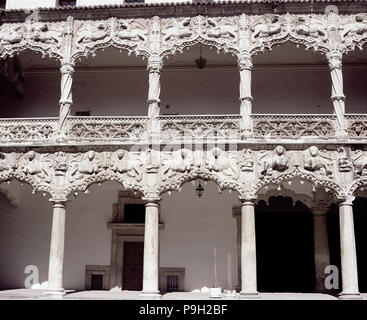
[160,43,239,115]
[255,196,315,292]
[73,47,147,116]
[0,181,52,290]
[159,179,240,294]
[353,195,367,292]
[343,44,367,114]
[0,49,60,118]
[252,42,331,114]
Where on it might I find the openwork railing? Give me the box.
[0,118,58,144]
[252,114,337,139]
[68,116,149,142]
[0,113,367,146]
[159,114,242,141]
[346,114,367,140]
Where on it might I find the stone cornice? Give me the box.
[1,1,367,23]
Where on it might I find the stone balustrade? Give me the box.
[0,113,366,146]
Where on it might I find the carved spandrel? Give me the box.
[0,24,24,45]
[259,146,289,179]
[160,149,194,182]
[250,14,282,41]
[303,146,333,178]
[75,21,109,47]
[352,150,367,178]
[205,148,240,180]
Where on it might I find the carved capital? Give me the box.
[49,198,68,206]
[60,63,75,75]
[237,54,253,71]
[338,196,355,207]
[147,57,163,73]
[327,50,343,70]
[239,195,257,205]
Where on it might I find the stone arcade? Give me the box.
[0,0,367,300]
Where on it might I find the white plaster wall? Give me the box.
[6,0,57,9]
[0,183,51,289]
[1,66,366,118]
[160,181,239,291]
[0,180,239,291]
[0,182,116,290]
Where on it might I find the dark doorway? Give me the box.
[326,204,342,293]
[91,274,103,290]
[353,197,367,293]
[122,241,144,290]
[255,196,315,292]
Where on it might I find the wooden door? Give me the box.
[122,241,144,291]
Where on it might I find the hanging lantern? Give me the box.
[195,44,207,69]
[195,180,205,198]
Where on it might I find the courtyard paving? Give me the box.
[0,289,366,300]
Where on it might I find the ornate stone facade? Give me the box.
[0,1,367,299]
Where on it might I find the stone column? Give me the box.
[57,63,75,139]
[338,198,361,299]
[238,53,253,137]
[239,198,259,298]
[46,199,67,296]
[327,50,347,138]
[312,207,331,292]
[147,56,163,136]
[141,199,161,298]
[232,206,241,291]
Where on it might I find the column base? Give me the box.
[140,291,161,300]
[44,287,66,298]
[239,291,261,299]
[339,292,362,300]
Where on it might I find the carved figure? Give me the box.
[31,23,61,46]
[353,150,367,177]
[341,15,367,39]
[206,18,237,40]
[295,16,327,41]
[163,18,192,42]
[303,146,333,177]
[110,149,143,182]
[0,153,9,172]
[53,152,68,176]
[337,147,352,172]
[161,149,193,181]
[76,22,108,45]
[0,25,23,45]
[116,21,147,41]
[70,150,103,182]
[240,149,254,172]
[259,146,289,178]
[251,15,281,40]
[205,148,239,179]
[21,151,51,183]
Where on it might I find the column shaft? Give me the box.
[141,201,160,297]
[238,54,253,136]
[339,201,360,298]
[147,57,163,135]
[240,200,259,298]
[327,51,347,137]
[47,200,66,294]
[58,63,74,138]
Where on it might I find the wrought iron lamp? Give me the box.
[195,44,207,69]
[195,180,205,198]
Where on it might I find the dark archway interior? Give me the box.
[353,197,367,293]
[255,196,315,292]
[326,204,342,294]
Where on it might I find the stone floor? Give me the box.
[0,289,366,300]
